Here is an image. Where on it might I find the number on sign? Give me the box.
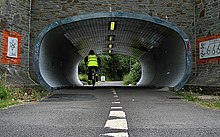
[217,44,220,54]
[206,45,211,55]
[212,45,215,55]
[199,38,220,59]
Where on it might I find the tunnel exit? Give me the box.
[33,12,192,91]
[78,54,142,86]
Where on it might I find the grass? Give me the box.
[0,99,18,109]
[200,101,220,109]
[176,88,220,110]
[176,90,198,102]
[0,86,47,109]
[0,74,47,109]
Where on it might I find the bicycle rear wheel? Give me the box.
[91,68,96,89]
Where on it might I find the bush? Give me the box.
[0,76,10,100]
[123,62,141,85]
[123,74,133,85]
[78,74,88,82]
[0,87,9,100]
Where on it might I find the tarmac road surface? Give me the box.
[0,86,220,137]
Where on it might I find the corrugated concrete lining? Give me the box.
[33,12,192,91]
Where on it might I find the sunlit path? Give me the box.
[98,81,124,87]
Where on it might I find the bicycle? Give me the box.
[91,67,96,90]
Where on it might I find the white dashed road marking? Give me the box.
[100,89,129,137]
[112,101,120,104]
[109,111,126,118]
[111,107,123,109]
[104,119,128,130]
[101,132,129,137]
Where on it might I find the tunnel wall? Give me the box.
[137,53,155,86]
[137,32,188,89]
[30,0,195,82]
[33,12,191,90]
[150,33,186,87]
[188,1,220,87]
[37,29,82,89]
[0,0,35,86]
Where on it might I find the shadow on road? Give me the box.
[41,94,97,102]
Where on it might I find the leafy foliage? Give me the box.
[78,74,88,82]
[0,75,10,100]
[123,62,141,85]
[78,60,87,74]
[78,54,140,81]
[0,86,9,100]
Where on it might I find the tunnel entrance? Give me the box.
[33,12,192,91]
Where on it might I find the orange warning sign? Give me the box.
[197,34,220,64]
[1,29,21,65]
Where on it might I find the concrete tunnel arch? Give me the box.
[33,12,192,91]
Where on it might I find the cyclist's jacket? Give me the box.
[87,55,99,67]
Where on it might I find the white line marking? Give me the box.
[100,88,129,136]
[101,132,129,137]
[104,119,128,130]
[109,111,126,118]
[112,102,120,104]
[111,107,123,109]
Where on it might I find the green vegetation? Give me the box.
[0,86,9,100]
[200,101,220,109]
[123,62,141,85]
[176,88,220,110]
[78,74,88,82]
[175,90,198,102]
[0,100,17,109]
[78,54,141,84]
[0,75,47,109]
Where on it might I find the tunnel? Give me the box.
[33,12,192,91]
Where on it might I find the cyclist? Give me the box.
[84,50,101,85]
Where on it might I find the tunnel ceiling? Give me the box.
[56,17,173,58]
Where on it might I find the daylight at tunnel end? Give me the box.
[33,12,192,91]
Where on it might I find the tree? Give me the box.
[78,54,141,81]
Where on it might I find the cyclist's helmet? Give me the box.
[89,50,95,55]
